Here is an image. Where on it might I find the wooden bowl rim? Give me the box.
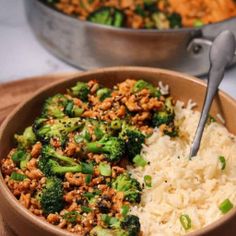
[0,66,236,236]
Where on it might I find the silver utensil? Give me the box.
[190,30,236,158]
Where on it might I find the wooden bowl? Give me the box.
[0,67,236,236]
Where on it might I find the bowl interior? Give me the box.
[0,67,236,236]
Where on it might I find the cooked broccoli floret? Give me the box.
[40,177,64,215]
[39,145,94,176]
[120,215,141,236]
[33,117,83,144]
[152,110,174,127]
[152,97,175,127]
[86,136,125,162]
[42,94,68,118]
[11,149,31,170]
[132,80,161,98]
[119,125,145,162]
[74,119,112,144]
[90,214,141,236]
[90,226,126,236]
[41,145,77,165]
[96,88,111,101]
[70,82,89,102]
[168,12,182,28]
[87,7,125,27]
[40,159,82,176]
[112,173,142,203]
[14,126,36,149]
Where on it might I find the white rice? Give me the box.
[129,101,236,236]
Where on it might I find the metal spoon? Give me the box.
[190,30,236,158]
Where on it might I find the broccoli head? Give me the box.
[70,82,89,102]
[132,80,161,98]
[40,177,64,215]
[87,7,125,27]
[39,145,94,176]
[86,136,125,162]
[14,126,36,149]
[168,12,182,28]
[119,125,145,162]
[152,110,174,127]
[112,173,142,203]
[90,214,141,236]
[42,94,68,118]
[120,215,141,236]
[33,117,83,144]
[152,97,175,127]
[90,226,127,236]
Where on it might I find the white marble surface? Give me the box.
[0,0,236,98]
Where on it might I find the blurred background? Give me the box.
[0,0,236,98]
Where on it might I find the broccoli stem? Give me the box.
[51,162,82,174]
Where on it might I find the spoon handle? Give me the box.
[190,31,236,158]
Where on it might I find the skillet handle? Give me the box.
[187,36,236,56]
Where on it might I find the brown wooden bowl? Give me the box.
[0,67,236,236]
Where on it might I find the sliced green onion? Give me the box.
[63,211,79,224]
[73,108,84,117]
[83,192,94,199]
[85,174,92,184]
[144,175,152,188]
[81,162,94,174]
[101,214,111,225]
[10,172,27,181]
[12,150,26,163]
[64,100,74,116]
[194,19,204,27]
[99,163,112,176]
[101,214,119,228]
[94,127,104,140]
[81,206,92,213]
[180,214,191,230]
[121,205,129,216]
[219,199,234,214]
[133,155,147,167]
[96,88,111,101]
[219,156,226,170]
[111,120,122,130]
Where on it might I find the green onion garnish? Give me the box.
[121,205,129,216]
[10,172,27,181]
[133,155,147,167]
[81,206,92,213]
[85,174,92,184]
[111,120,122,130]
[219,156,226,170]
[99,163,112,176]
[219,199,234,214]
[180,214,191,230]
[11,150,26,163]
[194,19,204,27]
[63,211,79,224]
[144,175,152,188]
[81,162,94,174]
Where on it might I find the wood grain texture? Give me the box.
[0,72,79,236]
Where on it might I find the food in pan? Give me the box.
[1,79,236,235]
[42,0,236,29]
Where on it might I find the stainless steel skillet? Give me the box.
[24,0,236,76]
